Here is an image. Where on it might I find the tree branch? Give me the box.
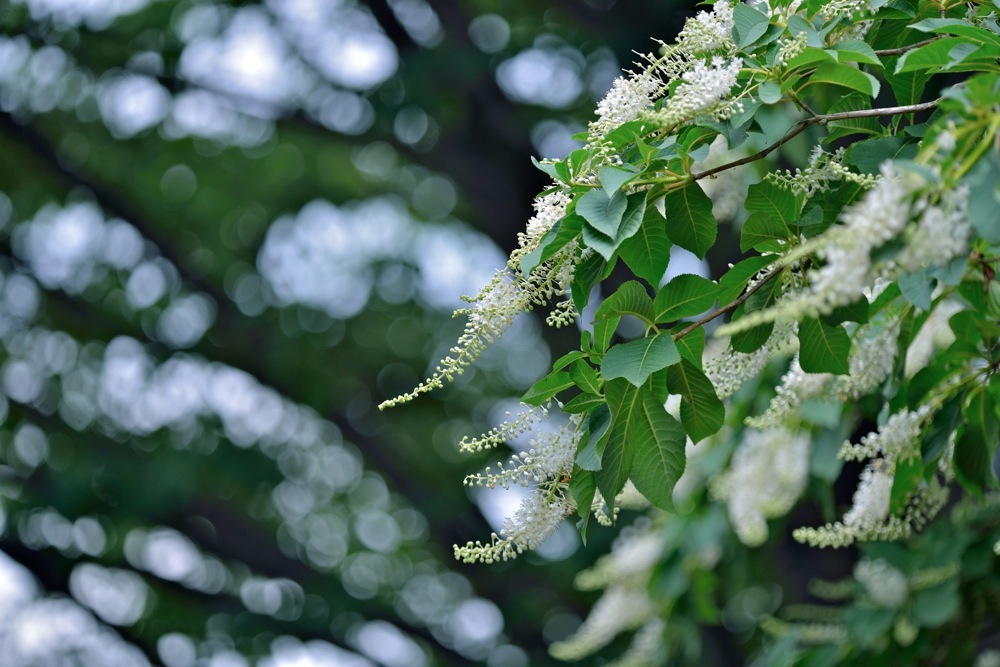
[673,266,782,341]
[691,99,941,181]
[874,36,941,57]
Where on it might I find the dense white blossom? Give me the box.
[465,415,582,488]
[713,427,810,546]
[855,559,908,608]
[704,321,797,399]
[650,56,743,127]
[520,190,571,250]
[454,488,570,564]
[745,356,828,429]
[844,462,893,530]
[678,0,735,53]
[593,72,662,135]
[549,587,655,661]
[898,185,971,272]
[840,406,931,466]
[767,147,878,200]
[905,298,961,376]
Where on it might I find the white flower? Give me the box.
[549,587,654,661]
[855,559,908,608]
[520,190,571,250]
[652,56,742,127]
[593,72,662,133]
[841,406,931,465]
[714,427,811,546]
[464,414,582,488]
[678,0,735,54]
[746,356,828,429]
[898,185,971,273]
[454,488,570,564]
[843,462,893,530]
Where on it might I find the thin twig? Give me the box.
[874,36,942,57]
[691,99,941,181]
[674,267,782,341]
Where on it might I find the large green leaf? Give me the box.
[521,371,574,405]
[596,379,644,502]
[569,360,602,395]
[569,468,597,543]
[806,62,879,97]
[663,182,717,259]
[598,165,639,195]
[577,187,627,238]
[666,358,725,443]
[581,192,647,261]
[733,2,769,48]
[896,37,1000,73]
[743,182,800,244]
[594,281,655,326]
[654,274,721,322]
[955,388,999,495]
[577,404,611,471]
[718,256,773,304]
[798,317,851,375]
[618,205,672,287]
[908,17,1000,46]
[602,332,681,387]
[627,395,687,511]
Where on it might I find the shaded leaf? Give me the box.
[663,182,717,259]
[798,317,851,375]
[602,332,681,387]
[628,395,687,511]
[666,358,724,442]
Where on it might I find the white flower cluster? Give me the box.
[379,268,531,408]
[456,413,583,563]
[455,487,570,564]
[840,406,931,467]
[652,56,743,128]
[678,0,735,54]
[819,0,871,19]
[745,356,828,429]
[831,316,900,400]
[519,190,571,251]
[464,415,582,489]
[592,72,662,136]
[458,403,548,452]
[843,461,894,531]
[704,322,798,399]
[549,587,655,661]
[854,559,908,608]
[794,470,949,548]
[713,427,811,546]
[897,185,971,273]
[904,298,961,376]
[766,147,878,200]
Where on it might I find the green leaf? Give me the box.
[561,393,607,414]
[890,455,923,514]
[571,252,606,312]
[757,81,782,104]
[663,182,717,259]
[896,37,1000,73]
[674,326,706,368]
[825,93,882,142]
[798,317,851,375]
[581,193,647,261]
[577,404,610,471]
[831,40,882,65]
[519,214,582,276]
[823,298,869,325]
[744,182,800,235]
[921,396,963,463]
[594,281,655,326]
[733,2,769,48]
[552,350,585,371]
[569,360,602,395]
[807,62,878,97]
[598,165,638,195]
[666,358,725,443]
[846,135,919,175]
[741,213,790,251]
[654,274,721,322]
[908,18,1000,46]
[618,205,672,287]
[602,332,681,387]
[955,388,999,495]
[964,151,1000,242]
[627,395,687,511]
[899,269,935,310]
[531,156,562,181]
[596,379,644,502]
[912,580,960,628]
[718,256,773,304]
[577,187,627,238]
[521,371,574,406]
[569,468,597,543]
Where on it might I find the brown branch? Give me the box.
[691,99,941,181]
[874,36,942,57]
[673,267,782,341]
